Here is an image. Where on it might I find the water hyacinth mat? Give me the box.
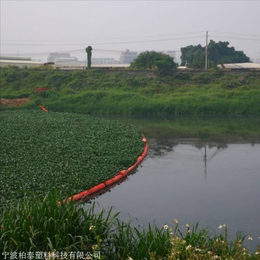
[0,110,145,207]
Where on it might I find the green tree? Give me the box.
[85,46,93,69]
[180,45,205,69]
[130,51,177,75]
[208,40,250,68]
[181,41,250,69]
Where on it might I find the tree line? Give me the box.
[86,40,250,72]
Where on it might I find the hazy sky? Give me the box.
[1,0,260,62]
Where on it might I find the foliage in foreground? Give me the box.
[0,192,259,259]
[168,221,259,260]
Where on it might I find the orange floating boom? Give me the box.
[39,104,48,112]
[59,135,148,203]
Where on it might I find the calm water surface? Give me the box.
[85,116,260,252]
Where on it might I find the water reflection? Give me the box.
[96,114,260,143]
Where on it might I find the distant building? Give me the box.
[54,57,78,63]
[47,53,77,63]
[165,51,176,60]
[91,58,119,65]
[217,63,260,70]
[120,49,138,64]
[0,56,31,61]
[0,59,43,68]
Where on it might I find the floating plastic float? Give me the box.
[39,104,48,112]
[68,135,148,202]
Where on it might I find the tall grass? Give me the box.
[0,191,119,254]
[1,193,259,259]
[168,220,259,259]
[1,67,260,115]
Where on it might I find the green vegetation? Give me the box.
[86,46,93,69]
[1,68,260,258]
[181,40,250,69]
[0,110,144,209]
[1,192,259,259]
[1,66,260,116]
[130,51,177,75]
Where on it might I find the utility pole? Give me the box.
[205,31,208,71]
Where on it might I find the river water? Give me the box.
[85,116,260,252]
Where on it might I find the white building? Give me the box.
[165,51,176,59]
[47,53,78,63]
[91,58,119,65]
[120,49,138,64]
[217,63,260,70]
[54,57,78,63]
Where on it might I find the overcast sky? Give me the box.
[1,0,260,62]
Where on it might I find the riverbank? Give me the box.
[1,67,260,115]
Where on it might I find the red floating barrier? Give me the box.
[127,165,136,173]
[80,190,91,197]
[62,134,149,203]
[111,175,122,183]
[119,170,128,177]
[95,183,106,190]
[39,104,48,112]
[137,156,143,162]
[72,194,82,201]
[105,179,114,186]
[88,187,99,194]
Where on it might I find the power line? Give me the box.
[1,31,206,43]
[210,34,260,42]
[210,31,260,38]
[1,35,205,47]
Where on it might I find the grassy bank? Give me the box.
[1,67,260,115]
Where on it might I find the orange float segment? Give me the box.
[39,104,48,112]
[88,183,106,194]
[127,165,136,173]
[137,156,143,162]
[104,179,114,186]
[111,175,122,183]
[72,194,82,201]
[80,190,91,197]
[119,170,128,177]
[60,134,148,203]
[94,183,106,191]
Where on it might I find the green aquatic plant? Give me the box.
[0,110,145,208]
